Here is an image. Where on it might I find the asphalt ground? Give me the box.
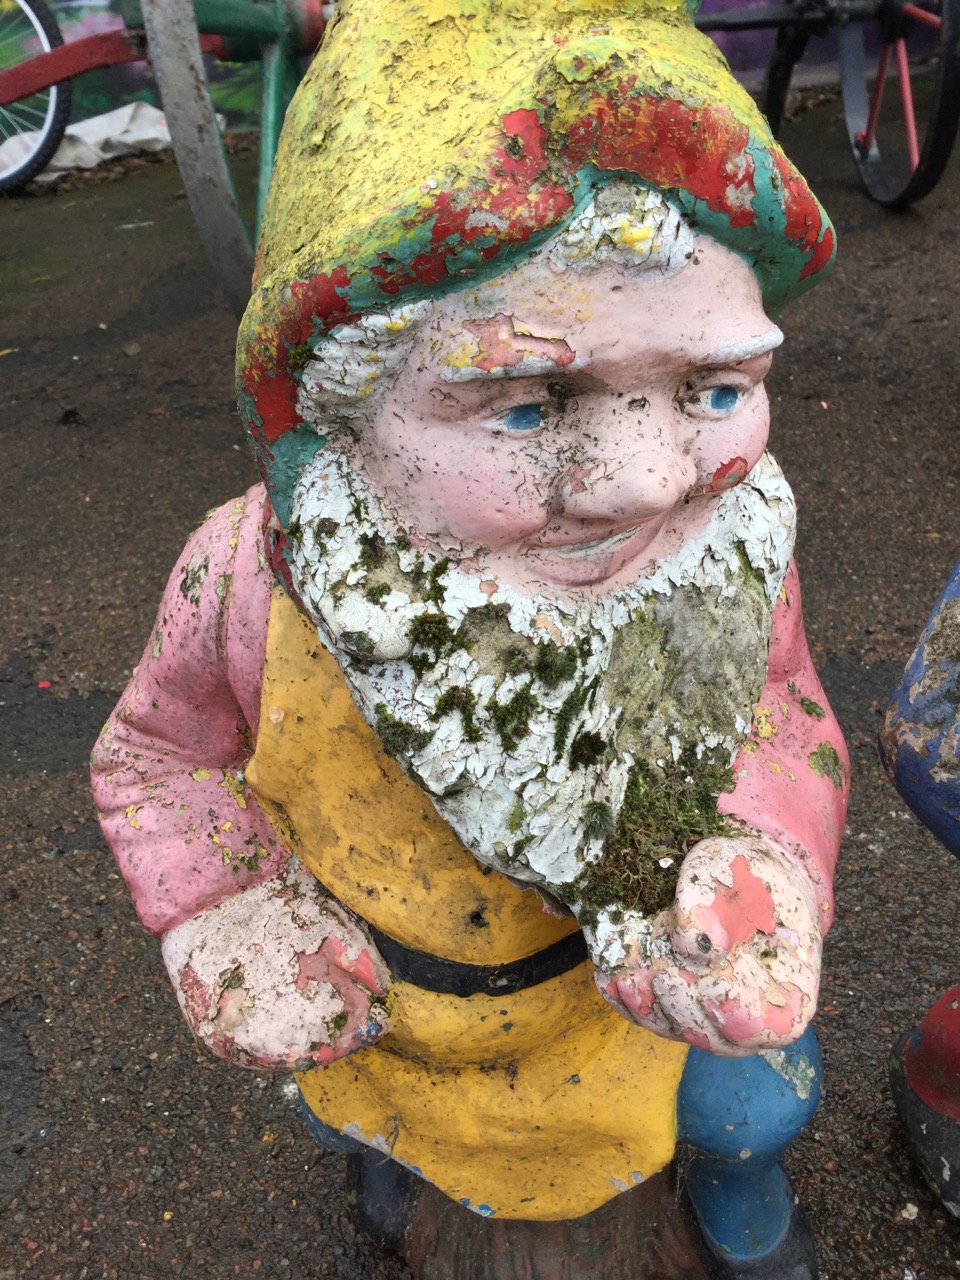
[1,98,959,1279]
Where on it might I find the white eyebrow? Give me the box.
[440,354,590,383]
[703,327,783,365]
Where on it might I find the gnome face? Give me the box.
[280,210,796,910]
[339,233,778,599]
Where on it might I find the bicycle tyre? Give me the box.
[0,0,72,194]
[840,0,960,206]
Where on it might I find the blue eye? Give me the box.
[502,403,544,432]
[709,386,740,414]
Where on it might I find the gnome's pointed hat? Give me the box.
[238,0,835,498]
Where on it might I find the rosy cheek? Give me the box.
[434,457,549,545]
[704,456,748,493]
[693,401,770,492]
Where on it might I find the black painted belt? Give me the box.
[365,921,589,998]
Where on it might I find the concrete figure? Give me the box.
[91,2,847,1276]
[881,562,960,1216]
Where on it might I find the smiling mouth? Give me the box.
[534,524,647,560]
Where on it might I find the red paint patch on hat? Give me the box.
[241,267,354,445]
[563,93,757,229]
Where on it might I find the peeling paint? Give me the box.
[808,742,844,788]
[758,1046,817,1100]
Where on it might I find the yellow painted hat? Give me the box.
[238,0,835,504]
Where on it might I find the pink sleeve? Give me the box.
[717,560,849,934]
[91,486,288,936]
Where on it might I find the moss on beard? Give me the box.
[374,703,433,757]
[574,746,737,920]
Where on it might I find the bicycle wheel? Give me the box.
[0,0,71,193]
[840,0,960,206]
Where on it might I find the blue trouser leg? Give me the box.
[676,1026,822,1260]
[297,1093,368,1154]
[298,1093,418,1248]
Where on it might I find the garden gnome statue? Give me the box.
[91,1,848,1276]
[881,562,960,1216]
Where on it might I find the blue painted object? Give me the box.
[880,559,960,856]
[677,1027,822,1260]
[298,1094,367,1154]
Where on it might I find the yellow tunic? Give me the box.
[245,589,688,1220]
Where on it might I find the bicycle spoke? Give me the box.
[895,37,921,168]
[858,42,892,152]
[902,3,943,26]
[1,97,48,128]
[0,30,26,50]
[6,100,48,126]
[0,29,36,55]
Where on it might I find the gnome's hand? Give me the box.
[595,835,821,1058]
[160,863,391,1070]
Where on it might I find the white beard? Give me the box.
[284,449,795,959]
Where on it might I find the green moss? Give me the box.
[554,678,599,759]
[357,531,386,571]
[490,682,539,752]
[343,630,375,660]
[733,539,767,593]
[288,341,314,373]
[808,741,844,787]
[583,800,614,841]
[503,645,532,676]
[433,686,482,742]
[408,612,458,673]
[800,696,826,719]
[424,557,450,605]
[506,798,526,833]
[533,640,579,690]
[326,1010,349,1038]
[238,835,267,872]
[395,534,412,553]
[285,516,303,545]
[315,517,340,539]
[568,730,607,770]
[374,703,433,757]
[575,748,736,918]
[511,836,532,860]
[364,582,391,604]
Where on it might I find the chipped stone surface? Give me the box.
[161,860,391,1070]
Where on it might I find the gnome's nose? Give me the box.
[555,427,697,525]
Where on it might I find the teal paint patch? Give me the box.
[261,425,328,528]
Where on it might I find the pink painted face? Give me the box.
[356,236,779,596]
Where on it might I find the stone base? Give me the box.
[403,1165,709,1280]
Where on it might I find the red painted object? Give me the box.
[0,29,225,107]
[902,985,960,1124]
